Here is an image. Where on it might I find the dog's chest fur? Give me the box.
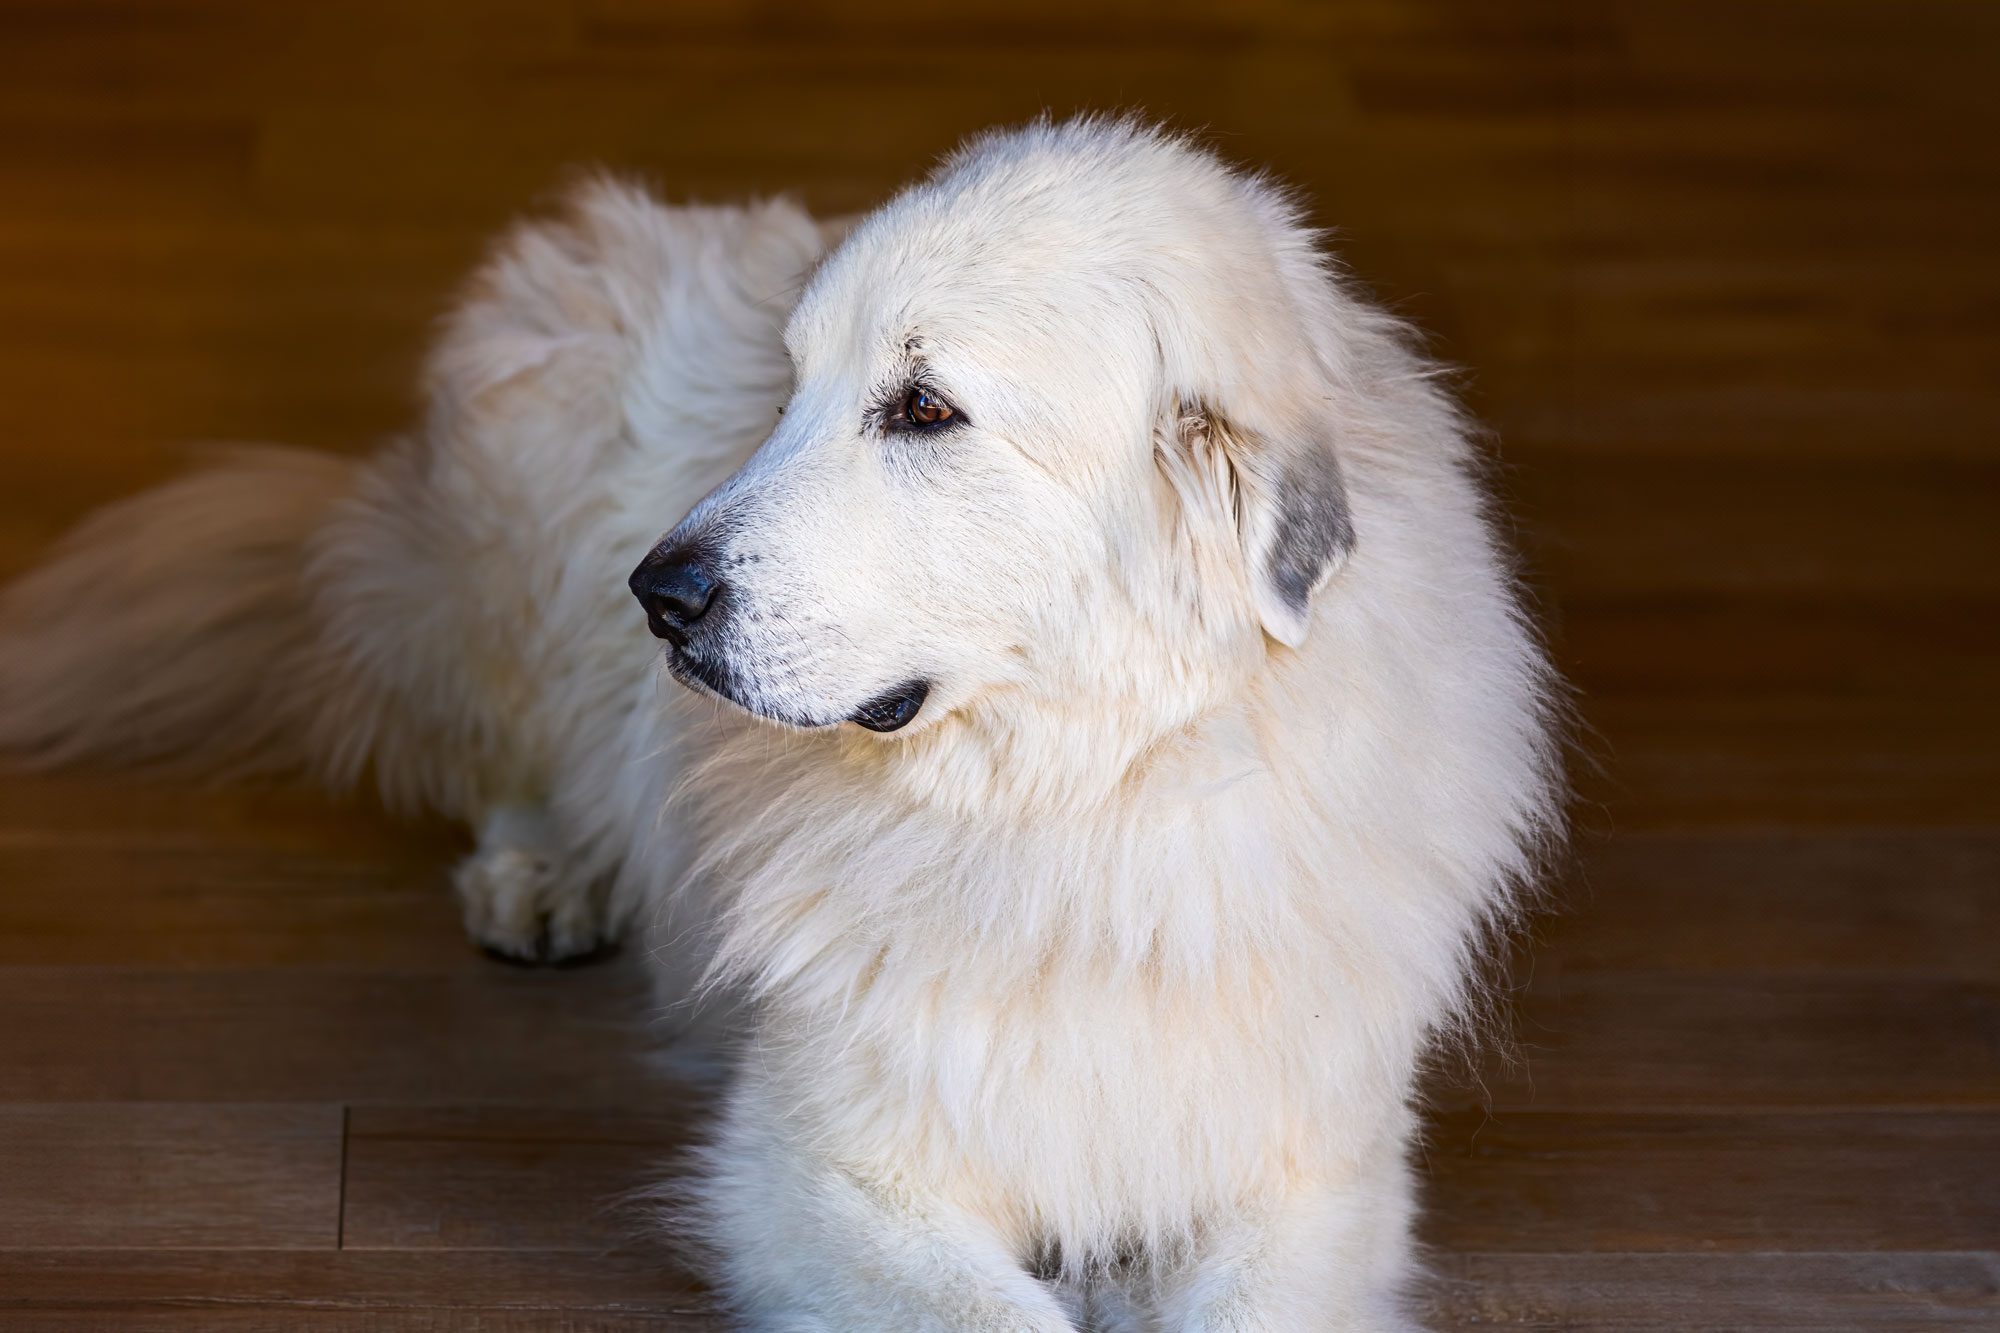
[691,725,1447,1255]
[756,949,1403,1254]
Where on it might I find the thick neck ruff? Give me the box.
[677,568,1556,1037]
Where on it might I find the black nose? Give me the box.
[630,547,720,642]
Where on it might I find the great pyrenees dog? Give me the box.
[0,118,1560,1329]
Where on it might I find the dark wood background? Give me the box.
[0,1,1994,1327]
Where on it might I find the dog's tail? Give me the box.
[0,445,369,783]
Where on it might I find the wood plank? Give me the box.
[1471,975,2000,1112]
[21,963,1987,1115]
[1578,694,2000,831]
[0,1105,341,1249]
[0,771,453,861]
[1516,456,2000,601]
[0,1249,718,1329]
[1422,1251,2000,1330]
[0,1313,703,1332]
[0,967,664,1104]
[0,1249,1993,1330]
[0,842,469,969]
[1555,597,2000,706]
[1421,1110,2000,1254]
[1547,830,2000,980]
[340,1106,698,1251]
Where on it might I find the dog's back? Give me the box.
[0,180,831,961]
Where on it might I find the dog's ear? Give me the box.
[1139,156,1364,647]
[1175,398,1355,649]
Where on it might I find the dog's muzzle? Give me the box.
[629,544,929,734]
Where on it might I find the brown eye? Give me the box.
[902,387,955,427]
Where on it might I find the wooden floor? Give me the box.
[1,1,1995,1328]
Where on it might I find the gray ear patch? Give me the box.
[1265,451,1356,615]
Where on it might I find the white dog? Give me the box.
[0,118,1561,1329]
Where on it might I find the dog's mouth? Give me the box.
[848,680,929,733]
[664,650,818,727]
[665,650,927,735]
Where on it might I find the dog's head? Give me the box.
[633,119,1368,761]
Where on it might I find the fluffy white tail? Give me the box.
[0,446,361,779]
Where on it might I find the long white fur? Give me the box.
[0,118,1561,1329]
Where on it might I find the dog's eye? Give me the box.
[899,387,956,429]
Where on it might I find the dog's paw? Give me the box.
[452,814,613,964]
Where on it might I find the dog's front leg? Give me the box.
[451,802,618,963]
[699,1075,1080,1332]
[1155,1149,1423,1333]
